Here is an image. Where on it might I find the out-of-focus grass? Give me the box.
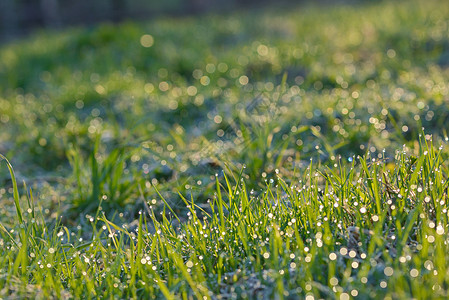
[0,0,449,298]
[1,0,447,180]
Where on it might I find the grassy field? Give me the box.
[1,0,449,298]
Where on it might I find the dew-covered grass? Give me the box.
[1,0,449,298]
[2,137,449,299]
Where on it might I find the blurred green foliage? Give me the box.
[0,0,448,216]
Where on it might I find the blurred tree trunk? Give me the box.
[111,0,126,23]
[40,0,60,27]
[1,0,19,37]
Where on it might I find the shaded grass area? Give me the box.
[0,0,449,298]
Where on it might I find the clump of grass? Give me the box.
[1,135,448,298]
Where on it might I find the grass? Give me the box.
[2,137,449,299]
[1,0,449,298]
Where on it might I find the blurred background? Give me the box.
[1,0,269,40]
[1,0,446,220]
[0,0,379,41]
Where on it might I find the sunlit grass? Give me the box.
[1,136,449,298]
[1,0,449,298]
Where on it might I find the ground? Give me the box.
[0,0,449,298]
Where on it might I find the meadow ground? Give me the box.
[1,0,449,298]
